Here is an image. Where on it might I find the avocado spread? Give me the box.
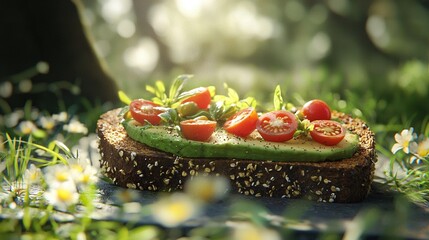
[123,120,359,162]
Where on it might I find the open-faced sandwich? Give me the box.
[97,75,376,203]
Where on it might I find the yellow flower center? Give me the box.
[80,174,91,184]
[71,164,84,173]
[56,172,69,182]
[57,188,73,202]
[29,172,39,181]
[418,143,429,157]
[167,202,190,221]
[22,126,33,135]
[402,140,410,149]
[44,122,55,130]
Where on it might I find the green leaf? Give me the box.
[154,81,165,98]
[159,108,180,125]
[207,86,216,96]
[23,207,31,230]
[145,85,156,95]
[169,74,192,101]
[54,140,74,158]
[227,88,240,102]
[118,91,132,105]
[273,85,283,111]
[32,129,47,139]
[241,97,256,108]
[129,226,160,240]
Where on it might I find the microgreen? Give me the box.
[118,90,132,105]
[272,85,296,112]
[146,74,192,107]
[211,83,256,122]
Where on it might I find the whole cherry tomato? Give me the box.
[302,99,331,121]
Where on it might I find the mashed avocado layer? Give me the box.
[123,120,359,162]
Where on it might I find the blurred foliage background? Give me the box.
[1,0,427,137]
[78,0,428,132]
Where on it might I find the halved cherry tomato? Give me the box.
[310,120,345,146]
[180,118,217,141]
[223,107,258,137]
[302,99,331,121]
[256,110,298,142]
[181,87,211,109]
[129,99,164,125]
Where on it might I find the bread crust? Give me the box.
[97,109,376,203]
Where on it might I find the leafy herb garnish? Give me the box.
[146,74,192,107]
[273,85,296,111]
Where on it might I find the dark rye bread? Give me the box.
[97,109,376,203]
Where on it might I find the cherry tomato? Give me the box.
[310,120,345,146]
[223,107,258,137]
[181,87,212,109]
[256,110,298,142]
[302,99,331,121]
[180,119,217,141]
[129,99,164,125]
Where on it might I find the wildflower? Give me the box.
[4,110,24,128]
[71,134,100,168]
[68,158,98,188]
[184,175,229,202]
[416,138,429,158]
[52,112,68,122]
[44,165,73,185]
[38,115,56,131]
[17,120,38,135]
[63,118,88,135]
[44,181,79,211]
[410,138,429,164]
[391,128,416,154]
[23,164,43,185]
[151,193,201,227]
[230,222,281,240]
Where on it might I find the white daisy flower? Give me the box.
[44,165,73,186]
[184,175,229,202]
[17,120,38,135]
[416,138,429,158]
[391,128,417,154]
[63,118,88,135]
[410,138,429,164]
[38,116,56,131]
[151,193,201,227]
[52,112,68,122]
[4,110,24,128]
[68,158,98,188]
[44,180,79,211]
[23,164,43,185]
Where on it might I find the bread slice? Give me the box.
[97,109,376,203]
